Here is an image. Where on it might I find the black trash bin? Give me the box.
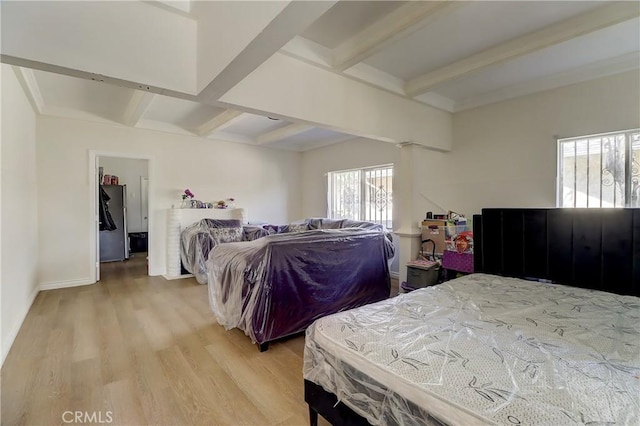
[129,232,148,253]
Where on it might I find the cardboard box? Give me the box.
[421,220,447,254]
[422,220,468,254]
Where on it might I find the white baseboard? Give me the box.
[162,273,194,281]
[1,285,40,367]
[390,271,399,279]
[40,277,95,291]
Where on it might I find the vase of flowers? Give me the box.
[181,188,195,208]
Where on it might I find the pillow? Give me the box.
[202,218,241,229]
[201,219,243,243]
[341,219,384,232]
[279,220,310,233]
[306,218,323,230]
[210,226,243,243]
[242,226,270,241]
[318,218,346,229]
[262,224,281,234]
[287,222,310,233]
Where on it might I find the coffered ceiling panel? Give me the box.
[143,96,225,130]
[268,127,352,151]
[219,114,289,139]
[433,18,640,103]
[7,1,638,150]
[363,1,606,81]
[302,1,405,49]
[32,70,132,122]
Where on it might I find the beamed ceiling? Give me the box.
[2,1,639,151]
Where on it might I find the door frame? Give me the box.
[89,150,154,283]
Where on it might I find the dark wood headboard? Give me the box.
[473,208,640,296]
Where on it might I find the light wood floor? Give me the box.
[1,254,398,425]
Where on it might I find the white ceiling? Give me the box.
[7,0,639,151]
[362,1,607,80]
[302,1,406,49]
[221,114,287,139]
[142,96,225,131]
[433,18,640,103]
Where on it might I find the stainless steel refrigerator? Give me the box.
[99,184,129,262]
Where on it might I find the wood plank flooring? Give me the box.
[1,254,398,425]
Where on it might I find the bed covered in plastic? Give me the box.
[206,228,393,345]
[304,273,640,425]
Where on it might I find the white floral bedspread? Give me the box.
[304,274,640,425]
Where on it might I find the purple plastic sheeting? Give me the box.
[206,229,393,345]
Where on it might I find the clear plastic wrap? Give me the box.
[242,225,271,241]
[304,274,640,425]
[206,228,394,345]
[180,219,242,284]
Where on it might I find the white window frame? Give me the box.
[327,164,393,229]
[556,128,639,208]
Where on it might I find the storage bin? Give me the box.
[406,265,439,288]
[129,232,148,253]
[442,250,474,273]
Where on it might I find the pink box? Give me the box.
[442,250,474,273]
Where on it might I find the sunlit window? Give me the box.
[328,165,393,228]
[557,130,639,208]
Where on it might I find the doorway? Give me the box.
[91,152,151,282]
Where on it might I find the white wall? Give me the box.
[302,71,640,223]
[300,71,640,279]
[414,70,640,219]
[36,116,301,286]
[98,157,148,233]
[1,65,39,365]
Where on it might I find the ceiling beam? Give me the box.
[405,1,640,97]
[121,90,155,127]
[256,123,311,145]
[2,1,198,94]
[332,1,464,72]
[12,66,44,114]
[195,109,244,136]
[198,1,337,102]
[220,52,452,151]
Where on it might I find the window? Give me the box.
[557,129,639,208]
[328,165,393,228]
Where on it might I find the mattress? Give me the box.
[303,274,640,425]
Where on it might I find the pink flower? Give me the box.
[183,189,195,199]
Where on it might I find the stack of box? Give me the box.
[421,213,473,276]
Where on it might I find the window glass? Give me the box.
[558,130,638,208]
[328,165,393,228]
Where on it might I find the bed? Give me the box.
[303,208,640,425]
[206,225,394,351]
